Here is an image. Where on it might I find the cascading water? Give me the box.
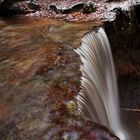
[75,28,127,140]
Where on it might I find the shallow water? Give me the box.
[121,110,140,140]
[0,17,139,140]
[0,17,101,140]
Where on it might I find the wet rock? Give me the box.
[0,0,24,16]
[118,76,140,109]
[102,3,140,112]
[28,0,41,11]
[49,2,96,14]
[83,2,96,14]
[104,3,140,77]
[0,1,140,140]
[0,0,41,17]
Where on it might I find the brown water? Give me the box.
[0,17,101,140]
[0,17,139,140]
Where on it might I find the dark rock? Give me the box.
[0,0,41,17]
[134,3,140,24]
[49,2,96,14]
[0,0,25,17]
[104,3,140,109]
[105,4,140,49]
[83,2,96,14]
[118,76,140,109]
[28,0,41,11]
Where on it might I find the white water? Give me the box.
[75,28,127,140]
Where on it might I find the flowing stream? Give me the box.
[75,28,127,140]
[0,18,139,139]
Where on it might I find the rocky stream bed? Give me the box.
[0,0,140,140]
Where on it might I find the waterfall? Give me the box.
[75,28,126,140]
